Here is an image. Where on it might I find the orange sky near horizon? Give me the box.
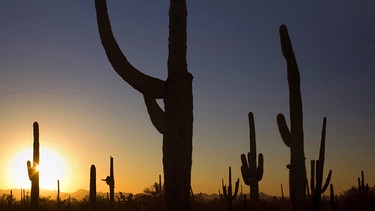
[0,0,374,199]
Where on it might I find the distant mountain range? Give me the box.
[0,188,276,201]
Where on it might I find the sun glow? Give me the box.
[6,145,72,191]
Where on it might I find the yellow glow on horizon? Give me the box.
[6,145,73,191]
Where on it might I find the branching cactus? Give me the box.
[240,112,263,211]
[358,170,369,199]
[310,117,332,211]
[222,166,239,211]
[26,122,40,211]
[276,24,307,210]
[90,165,96,211]
[102,156,114,211]
[94,1,193,209]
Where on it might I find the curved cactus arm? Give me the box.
[95,0,166,98]
[321,170,332,192]
[256,153,264,180]
[143,95,165,134]
[277,113,291,147]
[240,154,251,186]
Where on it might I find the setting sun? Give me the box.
[6,145,72,191]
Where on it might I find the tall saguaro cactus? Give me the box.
[240,112,264,211]
[276,25,307,210]
[310,117,332,211]
[94,0,193,210]
[27,122,40,211]
[90,165,96,211]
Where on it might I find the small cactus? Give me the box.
[26,122,40,211]
[222,166,239,211]
[102,156,114,211]
[240,112,263,211]
[310,117,332,211]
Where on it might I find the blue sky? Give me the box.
[0,0,374,196]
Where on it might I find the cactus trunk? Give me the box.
[90,165,96,211]
[277,25,307,210]
[27,122,40,211]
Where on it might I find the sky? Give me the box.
[0,0,374,198]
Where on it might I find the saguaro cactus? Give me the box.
[90,165,96,211]
[240,112,264,211]
[310,117,332,211]
[94,1,193,210]
[102,156,114,211]
[222,166,239,211]
[276,25,307,210]
[26,122,40,211]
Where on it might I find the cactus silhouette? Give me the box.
[276,24,307,210]
[358,170,369,199]
[102,156,114,211]
[26,122,40,211]
[222,166,239,211]
[240,112,263,211]
[94,1,193,210]
[310,117,332,211]
[90,165,96,211]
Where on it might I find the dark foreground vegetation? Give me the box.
[1,185,374,211]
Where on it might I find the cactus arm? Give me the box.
[240,154,251,186]
[277,113,291,147]
[233,178,239,199]
[143,95,165,134]
[94,0,166,98]
[321,170,332,192]
[256,153,264,180]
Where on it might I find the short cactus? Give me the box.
[310,117,332,211]
[222,166,239,211]
[240,112,263,211]
[26,122,40,211]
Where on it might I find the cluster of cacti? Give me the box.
[94,0,193,209]
[240,112,264,211]
[276,24,308,210]
[26,122,40,211]
[310,117,332,211]
[90,165,96,211]
[102,156,115,211]
[221,166,239,211]
[358,170,369,199]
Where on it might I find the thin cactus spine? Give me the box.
[240,112,263,210]
[27,122,40,211]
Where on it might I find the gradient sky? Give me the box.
[0,1,374,198]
